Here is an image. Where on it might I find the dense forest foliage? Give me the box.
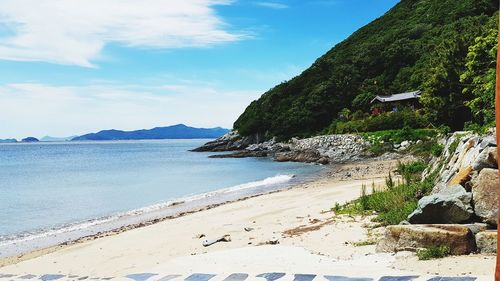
[234,0,499,140]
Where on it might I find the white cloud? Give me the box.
[0,0,244,67]
[253,2,289,9]
[0,82,262,139]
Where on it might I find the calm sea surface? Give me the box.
[0,139,322,254]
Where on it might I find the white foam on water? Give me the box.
[0,174,296,251]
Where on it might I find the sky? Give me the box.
[0,0,399,139]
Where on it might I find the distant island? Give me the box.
[41,136,77,142]
[71,124,230,141]
[0,138,17,143]
[21,137,39,143]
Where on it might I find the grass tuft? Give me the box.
[334,161,434,225]
[416,246,451,260]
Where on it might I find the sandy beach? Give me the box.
[0,159,495,280]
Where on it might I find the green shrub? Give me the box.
[361,128,439,144]
[334,162,435,225]
[463,121,492,135]
[366,142,393,156]
[375,201,418,225]
[333,110,430,134]
[417,246,451,260]
[409,140,444,158]
[398,161,427,175]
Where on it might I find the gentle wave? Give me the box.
[0,174,295,248]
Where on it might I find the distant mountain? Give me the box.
[40,136,77,142]
[71,124,230,141]
[21,137,39,143]
[0,138,17,143]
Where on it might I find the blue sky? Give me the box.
[0,0,399,139]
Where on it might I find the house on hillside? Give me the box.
[370,90,422,114]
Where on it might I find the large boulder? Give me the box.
[472,168,499,226]
[407,185,473,224]
[475,231,497,254]
[472,147,498,171]
[376,224,477,255]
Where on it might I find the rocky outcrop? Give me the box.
[424,131,498,188]
[274,150,329,164]
[191,131,265,152]
[376,224,477,255]
[193,132,368,164]
[475,230,497,253]
[209,150,269,159]
[288,135,367,162]
[413,131,499,227]
[407,185,473,224]
[472,168,499,226]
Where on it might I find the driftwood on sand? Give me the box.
[202,235,231,247]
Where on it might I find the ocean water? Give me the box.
[0,139,323,257]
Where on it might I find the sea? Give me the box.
[0,139,324,257]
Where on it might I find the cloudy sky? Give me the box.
[0,0,398,139]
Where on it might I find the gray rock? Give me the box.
[400,141,410,148]
[464,223,489,235]
[472,147,498,171]
[472,168,499,226]
[475,231,497,253]
[407,185,473,224]
[479,135,497,149]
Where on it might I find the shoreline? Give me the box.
[1,156,493,279]
[0,170,323,264]
[0,158,400,268]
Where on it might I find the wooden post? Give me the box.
[496,2,500,279]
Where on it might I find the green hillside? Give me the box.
[234,0,498,140]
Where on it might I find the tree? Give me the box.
[461,15,498,126]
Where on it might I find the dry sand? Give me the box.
[0,159,495,280]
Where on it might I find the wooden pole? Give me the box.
[496,2,500,279]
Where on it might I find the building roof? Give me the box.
[371,90,422,103]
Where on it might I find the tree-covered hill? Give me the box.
[234,0,498,140]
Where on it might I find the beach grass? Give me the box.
[333,161,433,225]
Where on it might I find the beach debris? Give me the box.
[244,227,254,232]
[185,274,216,281]
[308,218,321,224]
[202,234,231,247]
[195,234,206,239]
[259,238,279,245]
